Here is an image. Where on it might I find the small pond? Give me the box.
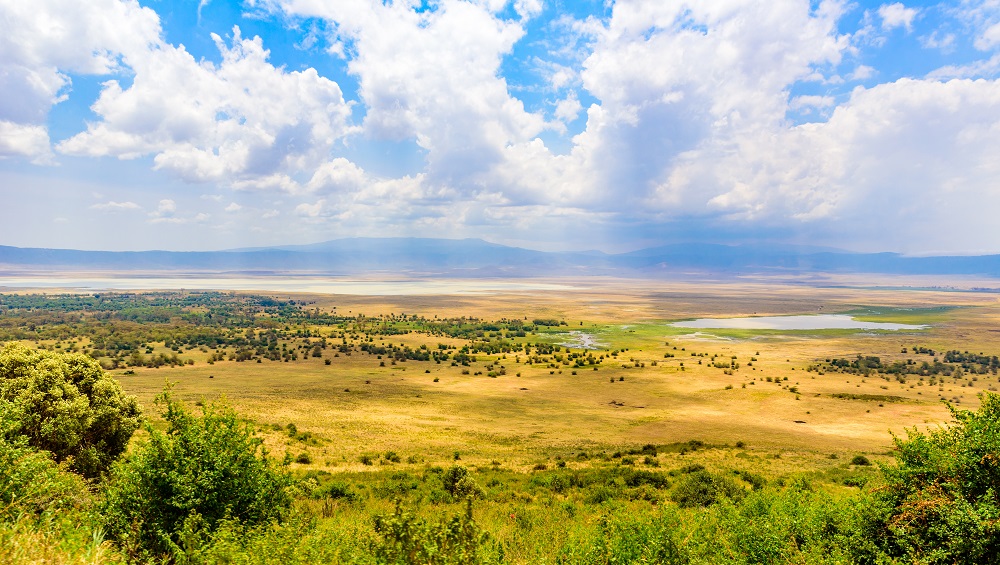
[671,314,927,331]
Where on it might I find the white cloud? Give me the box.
[669,78,1000,251]
[789,95,836,110]
[271,0,548,189]
[921,31,956,51]
[0,0,162,161]
[878,3,918,32]
[954,0,1000,51]
[56,25,355,186]
[554,91,583,122]
[295,200,326,218]
[514,0,543,19]
[928,53,1000,79]
[148,199,178,222]
[848,65,876,81]
[307,157,368,193]
[231,173,302,193]
[0,121,53,163]
[980,21,1000,49]
[90,200,141,211]
[8,0,1000,254]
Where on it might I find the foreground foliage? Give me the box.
[3,343,1000,564]
[101,391,292,560]
[0,342,141,478]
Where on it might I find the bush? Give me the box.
[372,499,491,565]
[671,470,745,508]
[854,393,1000,564]
[0,399,121,562]
[101,391,291,559]
[0,343,142,478]
[0,401,90,523]
[850,455,871,466]
[442,465,483,499]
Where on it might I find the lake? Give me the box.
[671,314,927,331]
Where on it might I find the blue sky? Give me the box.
[2,0,1000,254]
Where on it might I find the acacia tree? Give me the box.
[0,342,141,478]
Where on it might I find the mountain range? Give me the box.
[1,238,999,278]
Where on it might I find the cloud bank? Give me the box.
[2,0,1000,253]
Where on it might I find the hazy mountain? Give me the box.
[1,239,999,278]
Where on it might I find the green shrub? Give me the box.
[690,488,851,564]
[559,507,688,564]
[0,343,141,478]
[854,393,1000,564]
[850,455,871,466]
[442,465,483,499]
[372,499,492,565]
[311,481,357,502]
[101,391,292,560]
[671,470,745,508]
[0,401,90,523]
[0,399,121,563]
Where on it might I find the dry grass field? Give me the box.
[98,277,1000,474]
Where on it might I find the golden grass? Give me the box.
[108,278,1000,472]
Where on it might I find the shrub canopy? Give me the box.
[102,391,292,559]
[0,342,141,478]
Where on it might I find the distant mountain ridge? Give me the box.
[1,238,999,277]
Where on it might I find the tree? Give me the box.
[856,393,1000,564]
[0,342,141,478]
[101,391,292,559]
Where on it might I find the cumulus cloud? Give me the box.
[0,0,161,161]
[790,95,836,110]
[57,25,354,186]
[0,121,52,163]
[878,3,918,32]
[955,0,1000,51]
[295,199,326,218]
[148,199,182,223]
[848,65,876,81]
[666,78,1000,251]
[921,31,956,51]
[0,0,356,184]
[8,0,1000,254]
[554,91,583,123]
[271,0,548,189]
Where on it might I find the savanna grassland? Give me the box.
[3,277,1000,564]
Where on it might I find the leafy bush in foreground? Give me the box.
[101,391,292,560]
[372,499,492,565]
[0,398,124,564]
[854,392,1000,564]
[0,342,141,478]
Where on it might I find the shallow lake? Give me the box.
[671,314,927,331]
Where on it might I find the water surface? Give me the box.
[672,314,926,331]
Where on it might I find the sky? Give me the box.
[2,0,1000,255]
